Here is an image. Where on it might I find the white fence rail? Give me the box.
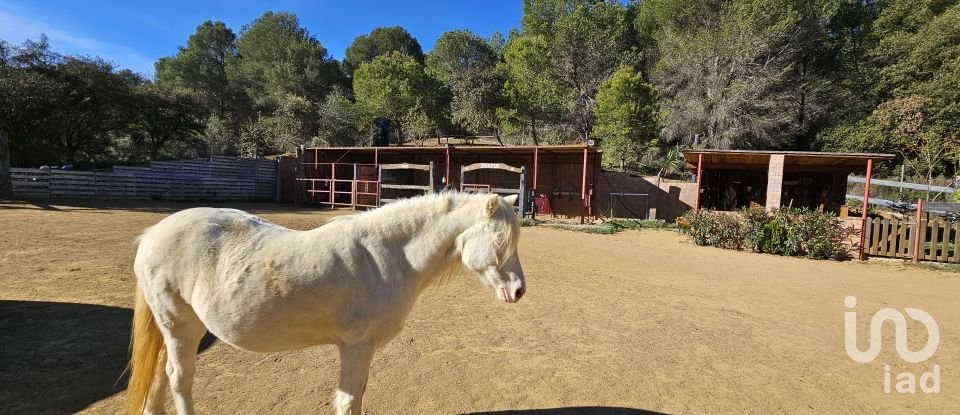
[11,156,277,200]
[848,176,955,193]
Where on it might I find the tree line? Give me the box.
[1,0,958,183]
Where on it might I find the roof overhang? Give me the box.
[303,144,598,156]
[683,149,895,172]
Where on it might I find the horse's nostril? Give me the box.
[516,287,525,300]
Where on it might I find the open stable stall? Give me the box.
[379,162,436,204]
[293,145,601,221]
[683,149,896,260]
[460,162,528,216]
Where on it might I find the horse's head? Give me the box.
[456,194,526,303]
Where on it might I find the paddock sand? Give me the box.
[1,200,958,415]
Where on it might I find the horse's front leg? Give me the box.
[333,342,376,415]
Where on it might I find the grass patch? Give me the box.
[521,218,676,234]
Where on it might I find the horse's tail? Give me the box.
[127,284,166,415]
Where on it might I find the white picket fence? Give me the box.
[11,156,277,200]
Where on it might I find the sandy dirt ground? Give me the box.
[1,199,958,415]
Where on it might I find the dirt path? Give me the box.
[1,200,957,414]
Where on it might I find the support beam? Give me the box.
[859,158,873,261]
[913,198,923,263]
[532,146,540,220]
[533,146,540,192]
[694,153,703,211]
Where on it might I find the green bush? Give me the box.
[680,208,848,260]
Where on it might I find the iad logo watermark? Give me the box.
[844,295,941,394]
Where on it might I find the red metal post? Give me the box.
[858,158,873,261]
[581,147,588,224]
[533,146,540,192]
[913,198,924,262]
[694,153,703,211]
[590,153,602,219]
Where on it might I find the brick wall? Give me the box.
[765,155,784,211]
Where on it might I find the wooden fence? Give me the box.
[865,217,960,263]
[10,156,277,201]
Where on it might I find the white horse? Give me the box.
[127,192,525,415]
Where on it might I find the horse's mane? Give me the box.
[342,191,520,279]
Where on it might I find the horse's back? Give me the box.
[134,208,281,297]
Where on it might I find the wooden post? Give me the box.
[913,198,924,262]
[859,158,873,261]
[694,153,703,211]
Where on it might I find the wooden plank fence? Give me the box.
[865,217,960,263]
[10,156,277,201]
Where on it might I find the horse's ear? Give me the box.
[484,194,499,218]
[503,194,519,206]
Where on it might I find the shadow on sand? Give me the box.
[0,300,215,414]
[465,408,669,415]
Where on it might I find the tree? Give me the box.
[262,93,316,152]
[817,0,960,177]
[648,0,806,150]
[0,36,66,166]
[592,68,659,170]
[404,105,439,146]
[353,51,449,144]
[549,1,630,141]
[500,34,564,145]
[132,84,205,159]
[155,21,238,117]
[521,0,593,37]
[427,30,504,143]
[875,97,957,194]
[316,88,367,147]
[343,27,424,76]
[234,12,341,108]
[45,57,133,163]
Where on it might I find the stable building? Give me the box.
[289,144,602,221]
[683,150,895,214]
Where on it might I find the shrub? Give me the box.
[741,208,769,253]
[681,208,847,260]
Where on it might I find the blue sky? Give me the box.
[0,0,523,76]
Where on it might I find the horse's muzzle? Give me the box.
[498,285,525,303]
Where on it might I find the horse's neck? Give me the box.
[389,206,472,291]
[324,199,475,291]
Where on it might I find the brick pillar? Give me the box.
[765,155,784,211]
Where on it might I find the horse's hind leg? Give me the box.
[333,342,376,415]
[155,304,206,415]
